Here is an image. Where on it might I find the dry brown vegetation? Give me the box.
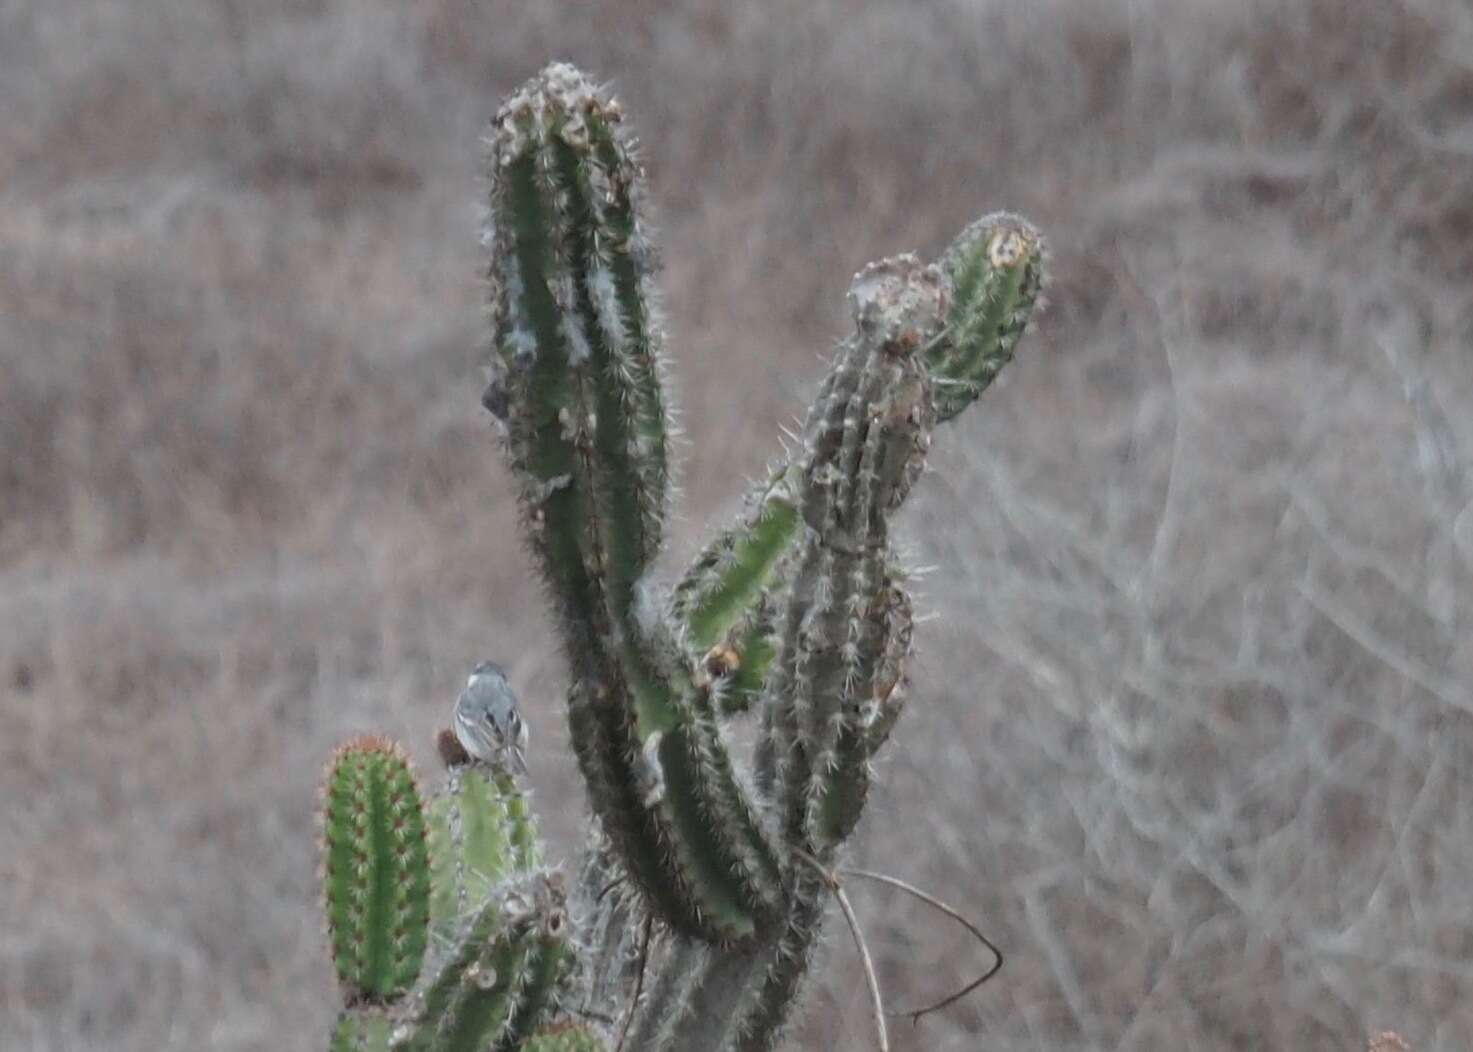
[3,1,1472,1049]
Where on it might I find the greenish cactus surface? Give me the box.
[483,62,784,946]
[320,738,583,1051]
[397,873,574,1052]
[929,211,1045,422]
[329,1009,393,1052]
[522,1025,606,1052]
[428,766,543,946]
[316,60,1044,1052]
[322,736,432,1003]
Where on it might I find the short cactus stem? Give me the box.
[321,736,432,1003]
[669,468,800,719]
[395,873,575,1052]
[670,468,802,657]
[427,767,543,947]
[928,211,1045,422]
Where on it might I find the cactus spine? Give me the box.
[317,61,1045,1052]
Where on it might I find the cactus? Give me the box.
[321,736,432,1003]
[316,61,1044,1052]
[320,739,585,1050]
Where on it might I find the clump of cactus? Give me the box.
[316,62,1044,1052]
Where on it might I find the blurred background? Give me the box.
[3,0,1471,1048]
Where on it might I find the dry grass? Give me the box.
[3,0,1471,1048]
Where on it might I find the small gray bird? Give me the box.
[453,661,529,775]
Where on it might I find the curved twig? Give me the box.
[614,912,655,1052]
[841,867,1004,1024]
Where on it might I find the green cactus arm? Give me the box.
[397,874,573,1052]
[928,211,1045,422]
[428,767,544,947]
[669,469,802,656]
[634,870,829,1052]
[486,64,785,943]
[814,577,914,846]
[321,736,431,1003]
[485,64,708,930]
[761,256,940,855]
[484,64,668,630]
[666,214,1042,713]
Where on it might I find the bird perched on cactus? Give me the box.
[453,661,531,775]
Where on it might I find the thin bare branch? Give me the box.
[841,867,1004,1024]
[793,849,890,1052]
